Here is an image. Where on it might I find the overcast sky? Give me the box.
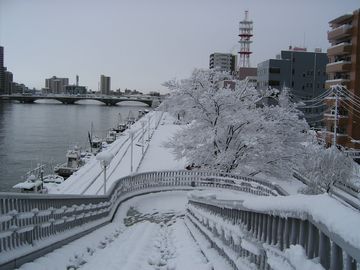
[0,0,359,93]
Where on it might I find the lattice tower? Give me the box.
[238,11,253,68]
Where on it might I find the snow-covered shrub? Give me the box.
[298,145,354,193]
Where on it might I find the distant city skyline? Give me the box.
[0,0,359,93]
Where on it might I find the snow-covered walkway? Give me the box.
[18,191,234,270]
[49,111,187,195]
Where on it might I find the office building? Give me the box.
[209,53,237,72]
[100,75,111,95]
[257,47,328,126]
[45,76,69,94]
[324,9,360,149]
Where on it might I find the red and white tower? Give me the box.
[238,11,253,68]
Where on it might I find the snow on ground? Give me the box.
[17,190,234,270]
[49,111,164,195]
[138,114,187,172]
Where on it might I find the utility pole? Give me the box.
[333,86,338,147]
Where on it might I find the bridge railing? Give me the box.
[186,194,359,270]
[0,170,282,269]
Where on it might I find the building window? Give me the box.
[292,69,295,75]
[269,67,280,74]
[292,81,294,87]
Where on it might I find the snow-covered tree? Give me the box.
[163,69,311,179]
[298,145,354,193]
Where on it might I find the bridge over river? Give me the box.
[0,94,162,106]
[0,112,359,270]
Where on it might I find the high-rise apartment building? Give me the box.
[257,47,328,127]
[45,76,69,94]
[0,46,4,94]
[209,53,237,72]
[4,68,13,95]
[324,9,360,149]
[100,75,111,95]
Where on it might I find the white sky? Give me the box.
[0,0,359,93]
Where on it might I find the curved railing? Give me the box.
[0,170,284,269]
[1,170,358,270]
[186,194,360,270]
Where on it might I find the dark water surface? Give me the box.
[0,100,149,191]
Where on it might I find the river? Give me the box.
[0,100,150,192]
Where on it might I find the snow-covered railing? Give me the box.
[293,170,360,211]
[187,194,360,270]
[0,170,284,269]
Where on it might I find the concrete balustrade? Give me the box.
[186,196,359,270]
[1,169,358,270]
[0,170,283,269]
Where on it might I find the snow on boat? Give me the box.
[43,174,64,184]
[13,174,44,193]
[106,130,117,144]
[54,146,84,178]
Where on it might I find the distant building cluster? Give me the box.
[208,8,360,151]
[0,49,152,97]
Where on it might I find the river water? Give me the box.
[0,100,149,192]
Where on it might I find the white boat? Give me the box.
[81,151,95,163]
[126,111,136,126]
[106,130,117,144]
[113,113,128,133]
[13,164,48,193]
[54,146,83,178]
[13,174,44,193]
[88,123,103,154]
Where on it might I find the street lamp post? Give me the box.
[141,121,145,155]
[129,130,135,173]
[147,116,151,141]
[96,152,114,195]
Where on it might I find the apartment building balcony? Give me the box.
[326,60,352,73]
[325,78,351,89]
[327,42,352,56]
[328,24,352,40]
[324,113,349,126]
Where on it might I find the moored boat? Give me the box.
[54,146,83,178]
[13,164,47,193]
